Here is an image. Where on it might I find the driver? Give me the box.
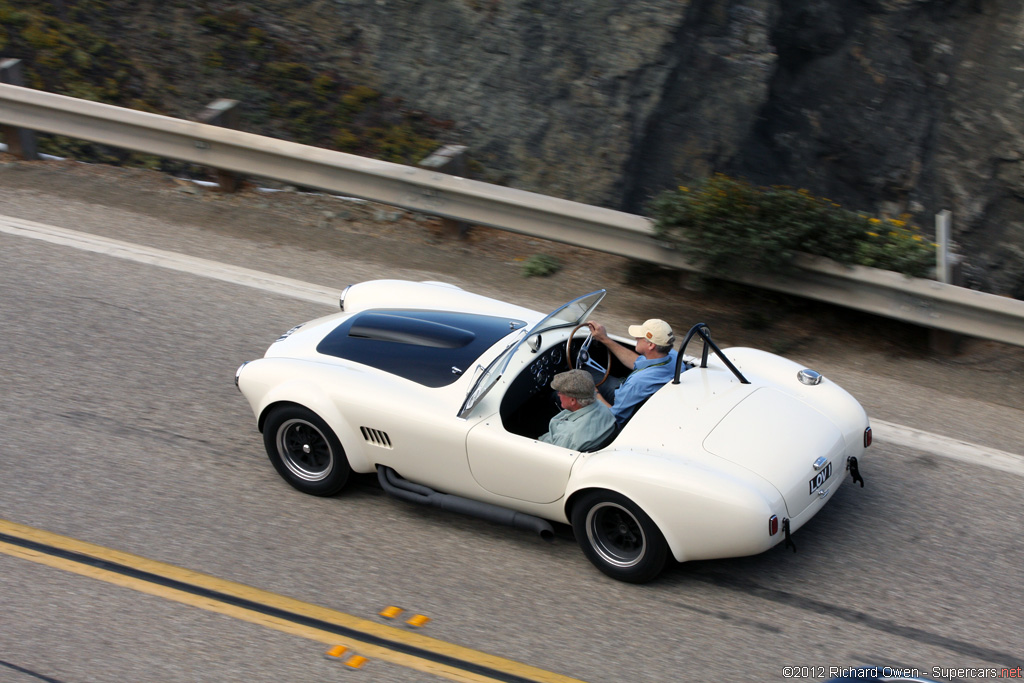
[587,318,679,425]
[538,369,616,451]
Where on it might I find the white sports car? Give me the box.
[236,280,869,582]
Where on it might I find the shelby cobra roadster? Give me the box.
[236,280,869,582]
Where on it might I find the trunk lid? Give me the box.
[702,387,847,518]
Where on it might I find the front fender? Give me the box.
[238,359,371,473]
[565,449,787,563]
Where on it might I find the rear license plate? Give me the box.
[809,462,832,494]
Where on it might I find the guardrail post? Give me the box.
[419,144,470,238]
[0,59,39,160]
[195,99,241,192]
[936,209,953,284]
[930,210,964,354]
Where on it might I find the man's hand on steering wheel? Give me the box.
[567,323,611,386]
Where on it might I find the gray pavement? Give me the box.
[0,167,1022,682]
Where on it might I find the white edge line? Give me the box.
[871,419,1024,477]
[4,214,1024,476]
[0,215,338,307]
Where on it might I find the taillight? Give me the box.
[769,515,779,536]
[864,426,872,448]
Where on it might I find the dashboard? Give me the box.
[500,340,570,437]
[527,343,565,390]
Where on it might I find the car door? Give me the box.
[459,290,606,504]
[465,417,581,504]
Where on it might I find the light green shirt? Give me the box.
[538,401,616,451]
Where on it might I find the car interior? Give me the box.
[499,333,630,442]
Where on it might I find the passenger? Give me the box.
[587,318,679,425]
[538,369,616,451]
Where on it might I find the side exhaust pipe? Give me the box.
[377,466,555,542]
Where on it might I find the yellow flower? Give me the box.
[867,231,879,237]
[869,218,881,224]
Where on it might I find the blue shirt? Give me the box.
[539,401,616,451]
[610,349,678,425]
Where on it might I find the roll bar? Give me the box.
[672,323,750,384]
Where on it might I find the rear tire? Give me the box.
[571,490,668,583]
[262,405,351,496]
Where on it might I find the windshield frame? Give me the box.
[526,289,606,338]
[457,290,606,419]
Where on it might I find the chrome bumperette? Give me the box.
[234,361,250,390]
[339,284,352,311]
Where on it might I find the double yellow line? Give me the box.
[0,519,586,683]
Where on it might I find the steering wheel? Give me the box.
[566,323,611,387]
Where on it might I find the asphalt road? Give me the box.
[1,171,1022,683]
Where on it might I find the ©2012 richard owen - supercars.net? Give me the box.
[236,280,869,583]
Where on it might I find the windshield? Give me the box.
[458,290,605,418]
[457,328,526,418]
[529,290,606,337]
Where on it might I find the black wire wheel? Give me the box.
[571,490,668,583]
[262,405,351,496]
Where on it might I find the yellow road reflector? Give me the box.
[345,654,369,669]
[325,645,348,660]
[379,605,403,619]
[406,614,431,628]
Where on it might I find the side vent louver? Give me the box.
[360,427,393,449]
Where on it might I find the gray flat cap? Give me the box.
[551,369,596,400]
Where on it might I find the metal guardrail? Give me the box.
[2,82,1024,347]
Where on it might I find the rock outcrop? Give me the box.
[267,0,1024,296]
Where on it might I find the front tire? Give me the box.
[571,490,668,583]
[262,405,351,496]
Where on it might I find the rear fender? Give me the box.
[565,450,786,563]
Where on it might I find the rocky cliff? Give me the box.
[5,0,1024,297]
[346,0,1024,298]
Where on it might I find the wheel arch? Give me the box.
[255,383,372,473]
[565,486,611,524]
[566,450,784,564]
[564,475,685,563]
[258,399,300,433]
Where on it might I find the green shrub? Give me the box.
[312,73,336,100]
[650,174,935,278]
[341,85,381,115]
[0,9,31,29]
[854,219,936,277]
[333,128,360,152]
[264,61,312,84]
[522,254,562,277]
[0,0,452,175]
